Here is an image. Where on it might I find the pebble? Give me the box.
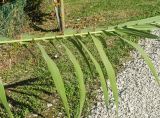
[47,103,53,108]
[32,114,38,117]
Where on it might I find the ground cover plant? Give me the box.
[0,0,160,118]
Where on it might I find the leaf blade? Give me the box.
[78,39,109,105]
[90,35,119,111]
[63,44,86,118]
[120,38,160,85]
[37,43,70,117]
[115,27,158,39]
[0,80,13,118]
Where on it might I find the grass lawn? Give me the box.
[65,0,160,29]
[0,0,160,117]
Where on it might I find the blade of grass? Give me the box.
[37,43,70,118]
[77,39,109,105]
[62,43,86,118]
[119,37,160,85]
[90,34,118,111]
[0,80,13,118]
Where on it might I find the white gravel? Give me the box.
[88,30,160,118]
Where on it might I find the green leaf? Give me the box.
[115,27,158,39]
[150,23,160,28]
[127,24,158,31]
[63,44,86,118]
[0,80,13,118]
[103,30,116,36]
[90,34,118,111]
[37,43,70,118]
[69,37,93,77]
[120,37,160,86]
[78,39,109,105]
[107,15,160,30]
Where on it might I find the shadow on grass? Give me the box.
[30,24,59,32]
[7,96,45,118]
[24,0,44,24]
[24,0,59,32]
[3,77,55,117]
[5,77,42,88]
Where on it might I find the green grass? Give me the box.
[0,35,133,118]
[65,0,160,28]
[1,0,160,117]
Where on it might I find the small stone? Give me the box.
[47,103,53,108]
[32,114,38,117]
[76,18,81,21]
[54,54,59,58]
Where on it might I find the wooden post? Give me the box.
[59,0,65,33]
[54,0,65,33]
[54,0,61,30]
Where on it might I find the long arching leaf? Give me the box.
[78,39,109,105]
[0,80,13,118]
[127,24,158,31]
[119,37,160,85]
[69,37,93,77]
[115,27,158,39]
[63,44,86,118]
[37,43,70,118]
[90,34,118,111]
[1,16,160,45]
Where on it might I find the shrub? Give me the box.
[0,0,26,37]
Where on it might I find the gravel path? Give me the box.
[88,30,160,118]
